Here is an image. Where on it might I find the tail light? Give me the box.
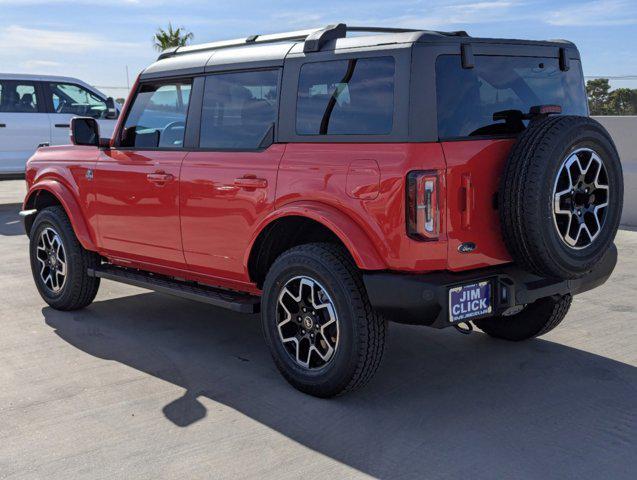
[407,171,439,240]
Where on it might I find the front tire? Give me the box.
[475,295,572,341]
[261,243,386,397]
[29,206,101,311]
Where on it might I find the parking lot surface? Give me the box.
[0,179,635,480]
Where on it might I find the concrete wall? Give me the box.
[593,116,637,227]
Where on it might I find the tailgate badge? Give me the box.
[458,242,476,253]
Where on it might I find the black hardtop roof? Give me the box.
[141,23,577,79]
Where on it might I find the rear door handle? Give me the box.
[233,177,268,189]
[0,123,6,128]
[147,171,174,184]
[54,124,70,128]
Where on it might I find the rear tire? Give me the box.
[261,243,386,397]
[475,295,572,341]
[29,206,101,311]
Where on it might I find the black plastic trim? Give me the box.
[461,43,474,68]
[559,47,571,71]
[184,76,204,149]
[88,264,260,313]
[303,24,347,53]
[363,244,617,328]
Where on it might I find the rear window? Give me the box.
[296,56,395,135]
[436,55,587,139]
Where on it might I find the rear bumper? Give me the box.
[363,244,617,328]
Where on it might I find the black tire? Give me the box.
[29,206,101,310]
[500,116,623,279]
[475,295,572,341]
[261,243,386,397]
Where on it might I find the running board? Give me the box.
[88,265,260,314]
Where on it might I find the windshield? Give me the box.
[436,55,587,139]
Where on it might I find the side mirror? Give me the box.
[71,117,100,147]
[105,97,119,119]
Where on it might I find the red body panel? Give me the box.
[179,145,285,285]
[24,146,99,250]
[276,143,449,272]
[24,138,516,293]
[247,201,388,272]
[92,149,186,269]
[441,139,513,270]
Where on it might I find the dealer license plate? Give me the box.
[448,281,493,323]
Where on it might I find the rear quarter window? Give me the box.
[436,55,587,139]
[296,56,395,135]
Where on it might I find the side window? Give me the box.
[120,80,192,149]
[199,70,279,149]
[49,83,107,119]
[0,81,39,113]
[296,56,395,135]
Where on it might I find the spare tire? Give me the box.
[500,115,623,279]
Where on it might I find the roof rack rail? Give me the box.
[156,23,470,60]
[156,27,316,60]
[302,24,438,52]
[347,26,421,33]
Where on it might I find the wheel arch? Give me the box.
[246,202,386,288]
[24,180,97,251]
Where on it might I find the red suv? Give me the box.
[22,24,623,397]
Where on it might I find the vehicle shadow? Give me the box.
[43,292,636,480]
[0,203,24,236]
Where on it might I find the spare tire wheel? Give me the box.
[499,115,623,280]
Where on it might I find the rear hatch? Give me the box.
[435,52,588,271]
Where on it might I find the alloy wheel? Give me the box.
[36,227,67,293]
[553,148,609,249]
[276,276,339,369]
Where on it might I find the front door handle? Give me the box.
[54,124,70,128]
[0,123,6,128]
[147,171,174,184]
[233,177,268,189]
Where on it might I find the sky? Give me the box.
[0,0,636,98]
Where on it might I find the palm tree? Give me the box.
[153,23,194,52]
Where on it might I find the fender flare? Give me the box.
[246,201,387,271]
[24,180,97,251]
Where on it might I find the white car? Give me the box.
[0,74,120,176]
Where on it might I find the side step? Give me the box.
[88,265,260,314]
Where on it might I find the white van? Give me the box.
[0,74,120,176]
